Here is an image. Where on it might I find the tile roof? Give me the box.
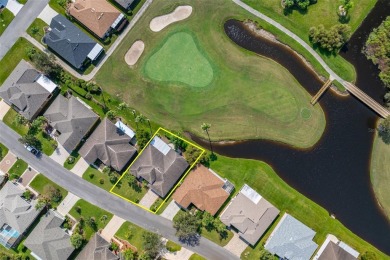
[130,137,189,197]
[172,165,229,215]
[220,184,279,245]
[76,233,118,260]
[113,0,134,9]
[0,60,53,120]
[0,182,41,235]
[79,118,137,171]
[44,15,101,69]
[265,213,318,260]
[44,95,99,152]
[24,210,74,260]
[69,0,122,39]
[318,241,357,260]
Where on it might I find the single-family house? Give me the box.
[220,184,279,246]
[76,233,118,260]
[79,118,137,172]
[173,165,233,216]
[0,182,42,249]
[24,210,74,260]
[68,0,126,39]
[113,0,134,10]
[44,15,103,69]
[264,213,318,260]
[0,60,57,121]
[313,234,359,260]
[44,95,99,152]
[130,136,189,197]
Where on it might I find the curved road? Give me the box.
[0,121,237,260]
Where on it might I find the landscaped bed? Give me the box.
[115,221,146,251]
[29,174,68,208]
[27,18,48,43]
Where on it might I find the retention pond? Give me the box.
[192,3,390,254]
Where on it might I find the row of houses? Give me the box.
[44,0,134,70]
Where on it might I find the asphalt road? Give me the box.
[0,121,238,260]
[0,0,48,60]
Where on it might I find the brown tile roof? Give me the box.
[172,165,229,216]
[68,0,121,38]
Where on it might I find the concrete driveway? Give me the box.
[5,0,23,16]
[49,142,69,165]
[0,100,10,120]
[0,151,16,174]
[57,192,80,216]
[161,200,181,220]
[70,158,89,177]
[100,215,125,241]
[139,189,159,209]
[223,231,249,258]
[37,4,57,25]
[18,167,37,187]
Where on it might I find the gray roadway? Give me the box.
[0,0,49,59]
[0,121,238,260]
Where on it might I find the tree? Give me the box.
[122,249,135,260]
[29,51,61,78]
[283,0,316,10]
[184,145,203,165]
[361,251,377,260]
[28,116,46,135]
[118,102,129,110]
[146,118,152,135]
[142,231,164,259]
[35,198,48,210]
[173,211,201,244]
[107,110,117,121]
[378,117,390,144]
[14,114,28,125]
[136,129,151,149]
[259,249,274,260]
[201,212,214,231]
[201,123,213,154]
[19,134,41,150]
[30,26,40,35]
[87,217,97,230]
[43,184,62,203]
[309,24,351,52]
[135,114,146,129]
[70,233,84,249]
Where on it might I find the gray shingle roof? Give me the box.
[220,185,279,245]
[130,139,189,197]
[76,233,118,260]
[318,241,357,260]
[44,15,101,69]
[0,182,41,235]
[113,0,134,9]
[265,213,318,260]
[0,60,52,120]
[24,210,74,260]
[79,118,137,171]
[44,95,99,152]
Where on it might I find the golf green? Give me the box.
[144,32,213,88]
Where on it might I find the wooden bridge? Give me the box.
[311,79,333,105]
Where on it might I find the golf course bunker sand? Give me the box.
[125,40,145,66]
[150,6,192,32]
[144,32,213,88]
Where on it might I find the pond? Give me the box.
[192,5,390,254]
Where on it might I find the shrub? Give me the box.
[89,173,95,179]
[99,178,104,184]
[67,156,75,164]
[309,24,351,52]
[85,93,92,100]
[70,233,84,249]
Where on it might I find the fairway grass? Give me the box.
[96,0,326,149]
[144,32,213,88]
[370,132,390,220]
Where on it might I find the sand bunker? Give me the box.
[150,6,192,32]
[125,40,145,66]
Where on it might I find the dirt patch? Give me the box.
[149,6,192,32]
[125,40,145,66]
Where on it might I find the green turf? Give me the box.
[166,240,181,252]
[29,174,68,208]
[64,152,81,170]
[27,18,48,44]
[96,0,326,149]
[0,9,14,36]
[189,254,206,260]
[69,200,113,239]
[0,142,8,160]
[111,172,148,203]
[200,227,233,247]
[82,166,120,192]
[8,159,28,180]
[370,131,390,221]
[145,32,214,88]
[209,155,388,259]
[115,221,146,251]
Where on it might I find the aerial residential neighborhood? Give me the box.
[0,0,389,260]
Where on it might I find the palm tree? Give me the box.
[146,118,152,135]
[201,123,213,154]
[135,114,146,129]
[131,109,136,118]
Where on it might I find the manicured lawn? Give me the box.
[63,152,81,170]
[370,132,390,220]
[0,38,34,85]
[0,142,8,160]
[27,18,48,43]
[8,159,28,180]
[189,253,206,260]
[155,197,173,214]
[69,200,113,240]
[115,221,146,250]
[17,0,28,4]
[200,227,233,247]
[145,32,213,88]
[3,109,56,156]
[209,155,388,259]
[111,172,148,203]
[82,166,119,192]
[48,0,67,16]
[0,9,15,36]
[166,240,181,252]
[29,174,68,208]
[96,0,326,149]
